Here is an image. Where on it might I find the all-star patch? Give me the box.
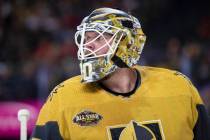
[73,110,103,126]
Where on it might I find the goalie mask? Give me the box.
[75,8,146,83]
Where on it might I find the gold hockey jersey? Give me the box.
[32,66,209,140]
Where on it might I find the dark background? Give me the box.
[0,0,210,111]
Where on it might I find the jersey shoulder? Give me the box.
[45,74,102,107]
[46,75,81,101]
[135,65,190,81]
[135,65,196,97]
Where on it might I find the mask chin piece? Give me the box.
[80,59,101,83]
[79,55,119,83]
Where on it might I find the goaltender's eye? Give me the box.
[96,36,103,41]
[84,32,100,43]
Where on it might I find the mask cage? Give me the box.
[75,22,124,60]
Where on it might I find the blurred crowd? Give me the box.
[0,0,210,113]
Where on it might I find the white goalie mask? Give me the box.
[75,8,146,83]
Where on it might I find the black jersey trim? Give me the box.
[99,69,141,97]
[31,121,64,140]
[193,104,210,140]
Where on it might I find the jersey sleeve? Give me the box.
[31,83,70,140]
[188,80,210,140]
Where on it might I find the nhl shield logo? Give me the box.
[73,110,103,126]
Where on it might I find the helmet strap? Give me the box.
[111,55,129,68]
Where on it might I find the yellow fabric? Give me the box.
[34,66,203,140]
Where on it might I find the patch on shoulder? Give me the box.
[73,110,103,126]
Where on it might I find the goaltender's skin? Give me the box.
[32,7,210,140]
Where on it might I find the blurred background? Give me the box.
[0,0,210,139]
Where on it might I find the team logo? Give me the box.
[107,120,165,140]
[73,110,103,126]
